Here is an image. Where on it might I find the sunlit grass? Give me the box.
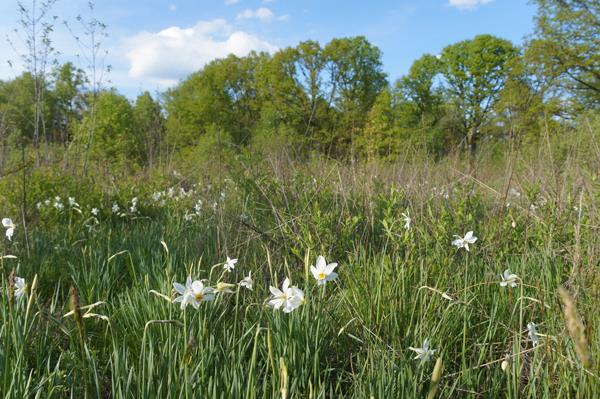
[1,158,599,398]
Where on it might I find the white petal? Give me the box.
[324,263,338,274]
[192,280,204,292]
[173,282,186,295]
[316,256,326,270]
[310,266,320,279]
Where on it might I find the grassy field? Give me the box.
[1,147,599,398]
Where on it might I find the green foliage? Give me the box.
[441,35,519,152]
[74,90,141,169]
[1,145,600,396]
[527,0,600,108]
[133,91,165,167]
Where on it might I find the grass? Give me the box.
[0,148,599,398]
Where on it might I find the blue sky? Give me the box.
[0,0,536,97]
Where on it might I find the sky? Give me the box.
[0,0,537,98]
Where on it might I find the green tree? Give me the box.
[133,91,164,167]
[50,62,86,145]
[75,90,137,168]
[440,34,519,154]
[527,0,600,108]
[396,54,444,124]
[323,36,388,157]
[165,52,268,151]
[359,88,398,160]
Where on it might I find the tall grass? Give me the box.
[1,126,599,397]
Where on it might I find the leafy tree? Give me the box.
[527,0,600,108]
[50,62,87,145]
[323,36,388,157]
[133,91,164,167]
[440,34,519,154]
[396,54,444,124]
[75,90,137,168]
[0,73,49,144]
[359,88,398,160]
[165,52,268,150]
[256,41,333,151]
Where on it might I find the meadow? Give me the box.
[1,133,599,398]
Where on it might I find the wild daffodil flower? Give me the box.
[452,231,477,251]
[500,269,518,288]
[173,277,215,309]
[401,212,411,230]
[2,218,15,241]
[224,257,238,272]
[527,322,539,346]
[267,278,304,313]
[409,339,436,363]
[239,272,253,290]
[310,256,338,285]
[14,276,26,299]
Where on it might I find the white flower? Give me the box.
[173,277,215,309]
[44,199,51,206]
[2,218,15,241]
[267,277,304,313]
[14,276,26,299]
[224,257,238,272]
[112,203,120,213]
[54,200,64,211]
[239,272,253,290]
[408,339,436,363]
[130,197,138,213]
[401,212,411,230]
[500,269,518,288]
[183,212,194,222]
[91,208,99,216]
[310,256,338,285]
[452,231,478,251]
[527,322,539,346]
[68,197,79,207]
[36,202,42,209]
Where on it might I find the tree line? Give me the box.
[0,0,598,172]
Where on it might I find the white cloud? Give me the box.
[448,0,493,10]
[123,19,277,88]
[237,7,288,22]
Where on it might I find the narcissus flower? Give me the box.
[500,269,519,288]
[14,276,26,299]
[452,231,477,251]
[173,277,215,309]
[2,218,15,241]
[224,257,238,272]
[401,212,411,230]
[408,339,436,363]
[239,272,253,290]
[267,278,304,313]
[527,322,539,346]
[310,256,338,285]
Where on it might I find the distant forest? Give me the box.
[0,0,598,174]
